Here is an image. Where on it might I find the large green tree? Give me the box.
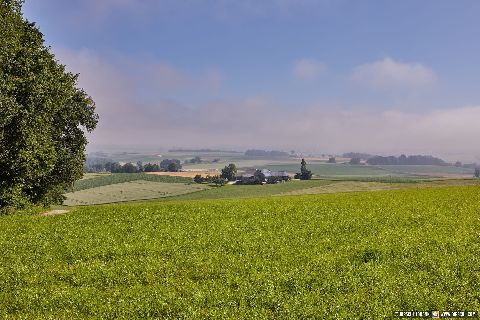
[220,163,237,181]
[295,158,312,180]
[0,0,98,209]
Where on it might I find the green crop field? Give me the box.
[375,165,473,175]
[1,186,479,319]
[265,163,476,178]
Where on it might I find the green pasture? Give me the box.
[376,165,473,175]
[266,163,475,178]
[265,163,398,177]
[1,186,479,318]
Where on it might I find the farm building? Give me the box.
[259,169,289,179]
[238,169,290,184]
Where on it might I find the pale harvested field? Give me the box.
[64,180,210,205]
[145,170,219,178]
[278,179,480,196]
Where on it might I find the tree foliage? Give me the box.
[193,174,226,186]
[220,163,237,181]
[366,154,446,166]
[160,159,182,172]
[295,159,312,180]
[349,157,361,165]
[0,1,98,209]
[143,163,160,172]
[167,162,179,172]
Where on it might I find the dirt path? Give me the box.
[41,210,69,216]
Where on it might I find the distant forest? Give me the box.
[84,158,182,173]
[342,152,373,160]
[168,148,242,153]
[366,155,446,166]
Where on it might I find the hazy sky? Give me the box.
[23,0,480,161]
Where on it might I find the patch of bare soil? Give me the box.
[41,210,69,216]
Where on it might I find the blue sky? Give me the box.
[23,0,480,160]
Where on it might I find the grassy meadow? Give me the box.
[1,186,480,318]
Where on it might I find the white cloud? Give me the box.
[293,58,325,80]
[351,57,436,90]
[57,48,480,161]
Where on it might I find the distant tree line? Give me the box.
[185,156,202,164]
[244,149,290,158]
[84,156,114,172]
[342,152,373,160]
[160,159,182,172]
[168,148,242,153]
[84,158,182,173]
[182,156,220,165]
[461,162,479,169]
[366,155,446,166]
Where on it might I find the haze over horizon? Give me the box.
[23,0,480,162]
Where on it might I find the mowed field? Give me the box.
[64,181,210,206]
[1,186,479,318]
[64,173,208,205]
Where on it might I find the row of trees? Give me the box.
[85,159,182,173]
[366,155,446,166]
[103,162,163,173]
[342,152,373,160]
[193,175,226,186]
